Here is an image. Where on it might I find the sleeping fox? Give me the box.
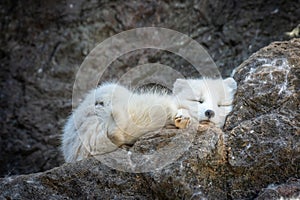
[62,78,237,162]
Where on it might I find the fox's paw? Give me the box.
[175,109,191,129]
[175,117,190,129]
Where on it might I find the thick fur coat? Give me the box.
[62,78,237,162]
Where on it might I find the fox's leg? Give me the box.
[107,127,137,147]
[174,109,191,129]
[106,108,139,147]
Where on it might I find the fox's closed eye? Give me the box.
[191,99,204,104]
[218,104,231,107]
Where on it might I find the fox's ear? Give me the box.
[224,77,237,93]
[173,79,188,95]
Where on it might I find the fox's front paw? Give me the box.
[175,109,191,129]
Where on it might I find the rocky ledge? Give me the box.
[0,39,299,199]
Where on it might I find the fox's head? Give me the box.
[173,78,237,128]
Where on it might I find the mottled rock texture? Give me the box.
[225,38,300,199]
[1,39,299,200]
[255,178,300,200]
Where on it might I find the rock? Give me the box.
[225,38,300,199]
[255,178,300,200]
[0,124,226,199]
[0,159,154,199]
[144,125,228,199]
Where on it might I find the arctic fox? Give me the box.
[62,78,237,162]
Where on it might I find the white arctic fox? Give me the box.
[62,78,237,162]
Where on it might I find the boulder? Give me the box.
[225,38,300,198]
[255,178,300,200]
[0,158,154,199]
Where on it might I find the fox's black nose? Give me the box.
[205,110,215,119]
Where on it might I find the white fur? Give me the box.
[62,78,237,162]
[173,77,237,127]
[62,83,178,162]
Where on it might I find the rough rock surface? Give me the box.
[0,158,154,199]
[255,178,300,200]
[1,0,299,177]
[1,39,299,200]
[0,125,227,199]
[224,38,300,199]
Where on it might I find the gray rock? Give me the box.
[225,38,300,199]
[255,178,300,200]
[0,124,225,200]
[0,159,154,199]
